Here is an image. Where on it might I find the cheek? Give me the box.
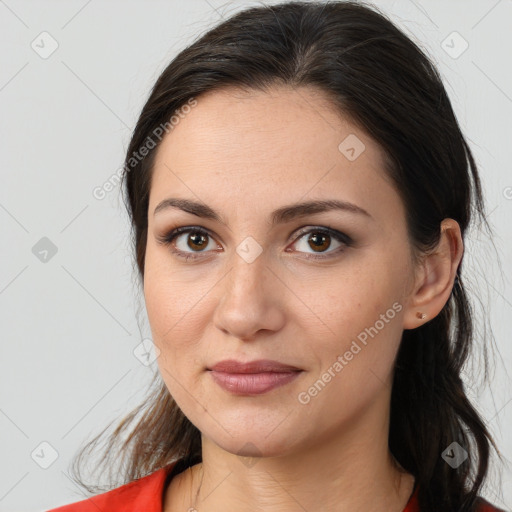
[311,259,406,381]
[307,268,397,339]
[300,307,403,426]
[143,263,213,428]
[143,256,215,371]
[143,271,205,406]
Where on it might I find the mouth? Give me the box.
[207,359,302,374]
[207,359,303,395]
[208,370,302,395]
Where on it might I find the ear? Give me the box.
[402,218,463,330]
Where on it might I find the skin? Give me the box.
[142,84,463,512]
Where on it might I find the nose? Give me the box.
[212,246,286,341]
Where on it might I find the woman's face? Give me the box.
[144,85,418,457]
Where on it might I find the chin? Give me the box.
[203,421,304,460]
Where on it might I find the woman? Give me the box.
[47,1,507,511]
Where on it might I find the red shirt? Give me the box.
[46,461,505,512]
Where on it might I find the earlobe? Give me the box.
[402,219,463,330]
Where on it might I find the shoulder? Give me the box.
[475,496,509,512]
[46,462,177,512]
[404,485,508,512]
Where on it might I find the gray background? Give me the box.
[1,0,511,510]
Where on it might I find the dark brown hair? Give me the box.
[70,2,504,510]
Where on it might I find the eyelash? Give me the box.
[156,225,353,262]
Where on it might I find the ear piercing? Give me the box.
[416,312,426,320]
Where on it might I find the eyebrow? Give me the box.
[153,197,372,225]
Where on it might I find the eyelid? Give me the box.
[157,224,352,260]
[156,226,219,259]
[287,226,353,259]
[290,225,352,244]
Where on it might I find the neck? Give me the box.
[166,396,415,512]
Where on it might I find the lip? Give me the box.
[209,371,302,395]
[207,359,303,395]
[208,359,302,373]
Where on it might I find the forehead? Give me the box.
[153,84,384,171]
[149,85,402,228]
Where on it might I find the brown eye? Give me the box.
[290,227,352,259]
[157,226,219,261]
[158,225,352,262]
[306,232,331,252]
[186,231,209,251]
